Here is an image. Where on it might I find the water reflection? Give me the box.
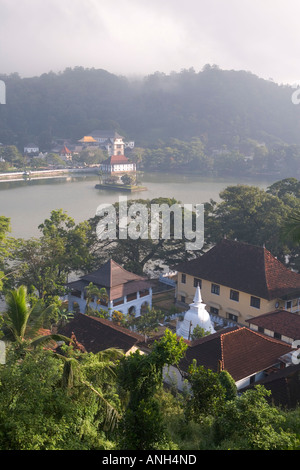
[0,172,277,239]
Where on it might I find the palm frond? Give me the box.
[30,334,71,349]
[27,302,56,337]
[96,347,124,361]
[82,380,121,432]
[61,358,79,389]
[4,285,30,340]
[281,213,300,244]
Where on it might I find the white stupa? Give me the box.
[177,285,215,340]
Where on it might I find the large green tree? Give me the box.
[0,216,12,291]
[185,361,228,422]
[0,343,123,450]
[88,197,201,275]
[12,209,93,299]
[204,182,300,268]
[213,385,297,450]
[2,285,70,352]
[117,330,187,450]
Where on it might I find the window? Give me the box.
[181,295,186,303]
[230,289,239,302]
[211,283,220,295]
[274,332,282,340]
[250,296,260,309]
[210,306,219,315]
[181,274,186,284]
[249,375,256,385]
[286,301,292,310]
[194,278,202,288]
[228,313,238,323]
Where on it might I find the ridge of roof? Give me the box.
[221,326,291,347]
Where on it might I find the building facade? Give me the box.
[100,134,136,174]
[67,259,152,318]
[175,239,300,326]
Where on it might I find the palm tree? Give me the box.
[4,285,123,433]
[282,211,300,245]
[84,282,108,315]
[60,346,124,432]
[2,285,70,348]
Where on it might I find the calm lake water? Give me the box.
[0,172,277,239]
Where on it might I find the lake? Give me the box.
[0,172,277,239]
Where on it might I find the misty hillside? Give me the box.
[0,65,299,151]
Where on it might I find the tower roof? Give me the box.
[101,154,130,165]
[81,259,144,288]
[60,145,71,154]
[67,259,151,301]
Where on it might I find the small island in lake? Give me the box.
[95,181,147,192]
[96,172,147,192]
[95,134,147,192]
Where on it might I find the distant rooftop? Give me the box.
[78,136,97,143]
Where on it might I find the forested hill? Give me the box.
[0,65,299,151]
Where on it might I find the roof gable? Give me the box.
[60,145,71,154]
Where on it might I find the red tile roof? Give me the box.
[175,239,300,300]
[179,326,292,382]
[102,154,130,165]
[60,145,71,155]
[59,313,144,354]
[248,309,300,340]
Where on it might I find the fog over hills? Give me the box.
[0,66,299,152]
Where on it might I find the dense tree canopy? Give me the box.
[1,67,300,174]
[204,179,300,270]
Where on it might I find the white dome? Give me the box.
[177,286,215,340]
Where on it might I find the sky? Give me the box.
[0,0,300,85]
